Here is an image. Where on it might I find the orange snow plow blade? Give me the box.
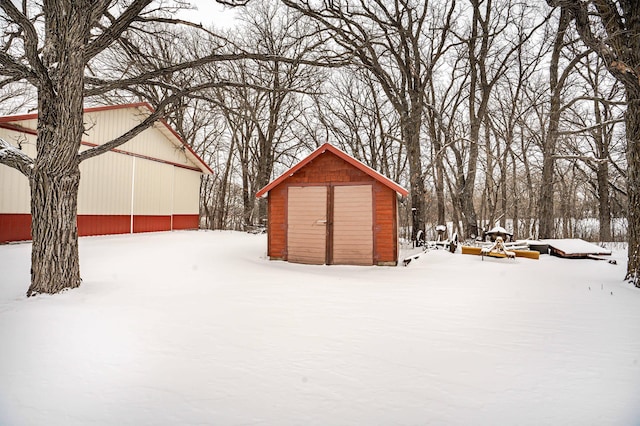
[513,249,539,260]
[461,246,539,260]
[461,246,482,255]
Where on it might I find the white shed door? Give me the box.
[332,185,373,265]
[287,186,327,264]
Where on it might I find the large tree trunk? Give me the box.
[26,3,89,296]
[28,167,81,296]
[626,96,640,286]
[426,93,447,229]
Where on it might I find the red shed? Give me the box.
[256,143,408,266]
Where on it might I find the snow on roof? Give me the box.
[540,238,611,255]
[486,226,512,235]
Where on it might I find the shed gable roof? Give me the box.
[0,102,212,174]
[255,143,408,198]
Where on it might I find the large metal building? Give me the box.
[0,103,212,243]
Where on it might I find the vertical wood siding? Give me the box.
[373,185,398,264]
[267,185,287,259]
[332,185,373,265]
[77,215,130,236]
[266,151,399,265]
[287,186,327,264]
[172,214,199,230]
[0,165,30,214]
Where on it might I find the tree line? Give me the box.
[0,0,638,294]
[182,2,632,255]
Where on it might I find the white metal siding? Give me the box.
[83,109,145,147]
[173,167,200,214]
[84,108,199,170]
[1,107,204,225]
[0,128,35,214]
[0,165,30,214]
[4,118,38,131]
[133,158,173,215]
[123,126,193,167]
[78,151,133,215]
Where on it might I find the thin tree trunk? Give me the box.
[434,147,446,228]
[404,110,426,241]
[510,148,519,238]
[592,98,612,242]
[215,137,236,229]
[427,104,446,228]
[596,155,612,242]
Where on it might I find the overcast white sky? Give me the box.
[178,1,239,28]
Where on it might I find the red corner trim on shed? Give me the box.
[255,143,409,198]
[0,103,213,175]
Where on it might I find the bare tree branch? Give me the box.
[0,0,49,85]
[0,136,34,177]
[85,0,155,60]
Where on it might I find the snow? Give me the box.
[0,230,639,425]
[541,238,613,255]
[487,225,510,234]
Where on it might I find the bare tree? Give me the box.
[280,0,457,242]
[537,9,591,238]
[0,0,252,296]
[561,54,626,242]
[546,0,640,286]
[317,69,405,182]
[488,27,549,237]
[197,1,324,230]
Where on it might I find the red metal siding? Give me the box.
[0,214,32,243]
[77,215,130,237]
[172,214,199,230]
[133,215,172,233]
[2,213,200,243]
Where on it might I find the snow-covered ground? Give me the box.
[0,230,639,426]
